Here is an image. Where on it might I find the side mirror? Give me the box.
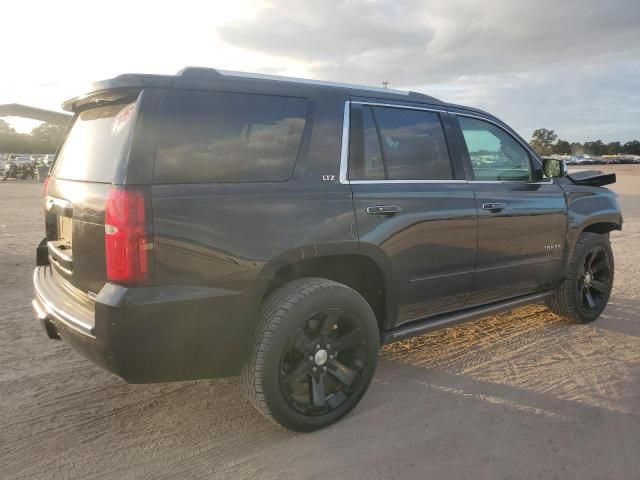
[542,157,567,178]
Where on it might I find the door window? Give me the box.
[349,105,453,181]
[457,116,532,181]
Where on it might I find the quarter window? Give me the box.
[457,116,532,181]
[154,91,307,183]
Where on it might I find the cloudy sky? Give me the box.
[3,0,639,142]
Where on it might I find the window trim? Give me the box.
[340,100,466,185]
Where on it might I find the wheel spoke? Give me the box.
[320,307,341,336]
[281,360,308,387]
[592,258,609,274]
[590,279,608,293]
[584,289,596,309]
[333,327,366,352]
[327,359,358,386]
[586,250,597,269]
[279,300,371,417]
[311,375,326,407]
[291,328,311,353]
[327,391,347,409]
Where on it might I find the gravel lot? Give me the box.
[1,167,639,480]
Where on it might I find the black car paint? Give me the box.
[352,182,478,325]
[465,181,567,306]
[556,180,622,261]
[45,179,112,294]
[33,69,622,383]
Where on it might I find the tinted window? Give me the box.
[348,105,384,180]
[52,100,138,183]
[373,107,452,180]
[458,116,532,181]
[154,91,307,183]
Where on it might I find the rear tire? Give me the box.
[242,277,380,432]
[547,232,614,323]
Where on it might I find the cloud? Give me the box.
[419,61,640,142]
[220,0,640,84]
[219,0,640,141]
[220,0,435,80]
[3,0,638,142]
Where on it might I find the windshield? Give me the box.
[51,98,139,183]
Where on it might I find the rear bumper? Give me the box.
[32,266,251,383]
[33,266,95,337]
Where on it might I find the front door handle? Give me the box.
[481,202,507,212]
[366,205,403,216]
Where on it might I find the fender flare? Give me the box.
[249,241,398,327]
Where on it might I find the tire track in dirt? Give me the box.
[2,181,640,480]
[382,223,640,416]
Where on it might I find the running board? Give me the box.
[381,291,552,344]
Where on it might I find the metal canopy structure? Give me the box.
[0,104,72,125]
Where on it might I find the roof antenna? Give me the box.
[382,81,389,89]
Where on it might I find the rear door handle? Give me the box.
[366,205,403,216]
[481,202,507,212]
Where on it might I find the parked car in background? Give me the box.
[565,154,640,166]
[43,154,55,167]
[3,156,36,180]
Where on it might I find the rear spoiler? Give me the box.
[62,74,173,112]
[567,170,616,187]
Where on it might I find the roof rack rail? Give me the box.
[175,66,441,102]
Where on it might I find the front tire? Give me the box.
[547,232,614,323]
[242,277,380,432]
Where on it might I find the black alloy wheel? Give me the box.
[547,232,614,323]
[243,277,380,432]
[279,306,369,416]
[577,245,613,314]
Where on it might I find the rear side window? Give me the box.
[52,100,138,183]
[154,91,308,183]
[349,105,453,181]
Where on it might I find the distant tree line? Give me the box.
[3,118,639,159]
[529,128,640,156]
[0,119,67,154]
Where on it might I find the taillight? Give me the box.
[104,188,151,285]
[43,176,50,196]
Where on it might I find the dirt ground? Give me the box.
[1,167,639,480]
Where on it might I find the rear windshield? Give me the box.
[52,99,139,183]
[153,91,308,183]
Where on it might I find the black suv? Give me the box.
[32,67,622,431]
